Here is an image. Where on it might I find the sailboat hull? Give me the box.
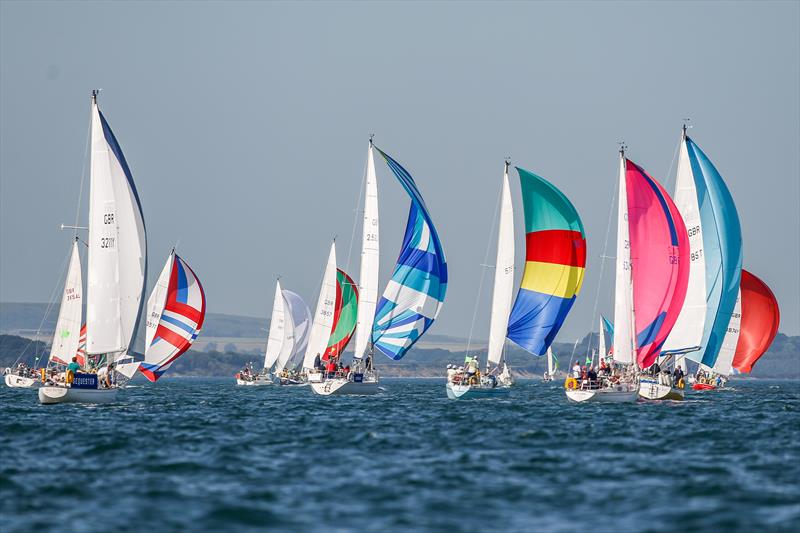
[565,386,639,403]
[38,386,117,404]
[639,378,684,400]
[311,378,379,396]
[4,373,42,389]
[446,382,510,400]
[692,383,716,391]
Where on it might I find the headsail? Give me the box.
[507,167,586,356]
[139,253,205,381]
[711,289,741,376]
[353,143,379,359]
[86,93,147,356]
[50,240,83,365]
[323,269,359,360]
[278,290,312,372]
[303,242,338,370]
[263,280,286,371]
[625,159,690,369]
[732,270,780,373]
[371,148,448,360]
[486,163,515,367]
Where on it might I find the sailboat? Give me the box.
[731,270,780,374]
[137,250,206,382]
[236,280,285,386]
[657,126,742,395]
[307,142,380,396]
[447,161,585,399]
[4,239,83,389]
[567,149,690,403]
[40,91,147,404]
[542,348,559,382]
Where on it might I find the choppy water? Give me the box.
[1,378,798,532]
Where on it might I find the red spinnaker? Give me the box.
[732,270,780,373]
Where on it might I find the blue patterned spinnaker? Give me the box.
[685,137,742,368]
[370,148,448,360]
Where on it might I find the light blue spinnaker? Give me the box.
[684,137,742,368]
[370,148,448,360]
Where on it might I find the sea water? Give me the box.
[1,379,798,532]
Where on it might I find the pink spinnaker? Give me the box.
[626,160,690,368]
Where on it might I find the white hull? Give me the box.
[639,379,684,401]
[38,386,118,404]
[446,382,510,400]
[236,376,273,386]
[311,378,379,396]
[566,386,639,403]
[4,373,42,388]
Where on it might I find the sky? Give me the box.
[1,0,798,343]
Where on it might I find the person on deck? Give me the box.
[66,356,81,385]
[313,353,322,371]
[572,362,581,380]
[587,366,598,389]
[447,364,456,383]
[673,365,685,386]
[97,363,114,388]
[325,359,336,379]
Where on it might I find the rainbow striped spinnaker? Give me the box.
[506,167,586,356]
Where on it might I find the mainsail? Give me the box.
[49,240,83,365]
[353,143,379,360]
[86,93,146,357]
[711,289,741,376]
[323,269,359,360]
[613,155,634,365]
[486,162,515,368]
[507,167,586,356]
[303,241,338,370]
[625,158,690,369]
[371,148,448,360]
[263,280,286,371]
[732,270,780,373]
[139,253,206,381]
[663,131,742,369]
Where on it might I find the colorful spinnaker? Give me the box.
[323,269,359,360]
[506,167,586,356]
[371,148,448,360]
[732,270,780,373]
[662,129,742,370]
[626,159,690,368]
[139,252,206,381]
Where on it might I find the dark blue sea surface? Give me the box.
[1,378,798,532]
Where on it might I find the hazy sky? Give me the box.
[1,1,798,343]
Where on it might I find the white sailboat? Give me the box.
[567,151,638,403]
[542,347,557,382]
[40,91,147,404]
[237,280,285,386]
[303,241,339,384]
[274,290,311,385]
[311,142,380,396]
[446,161,514,400]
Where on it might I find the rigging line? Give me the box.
[72,101,92,240]
[464,168,504,364]
[663,135,681,194]
[15,243,72,367]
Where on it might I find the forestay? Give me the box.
[139,253,206,381]
[371,147,448,361]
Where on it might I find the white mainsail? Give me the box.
[86,94,146,357]
[145,252,173,352]
[49,240,83,365]
[353,143,379,360]
[486,163,515,368]
[546,347,555,377]
[663,130,707,352]
[613,153,634,365]
[302,241,338,370]
[278,290,311,372]
[263,280,286,371]
[711,289,741,376]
